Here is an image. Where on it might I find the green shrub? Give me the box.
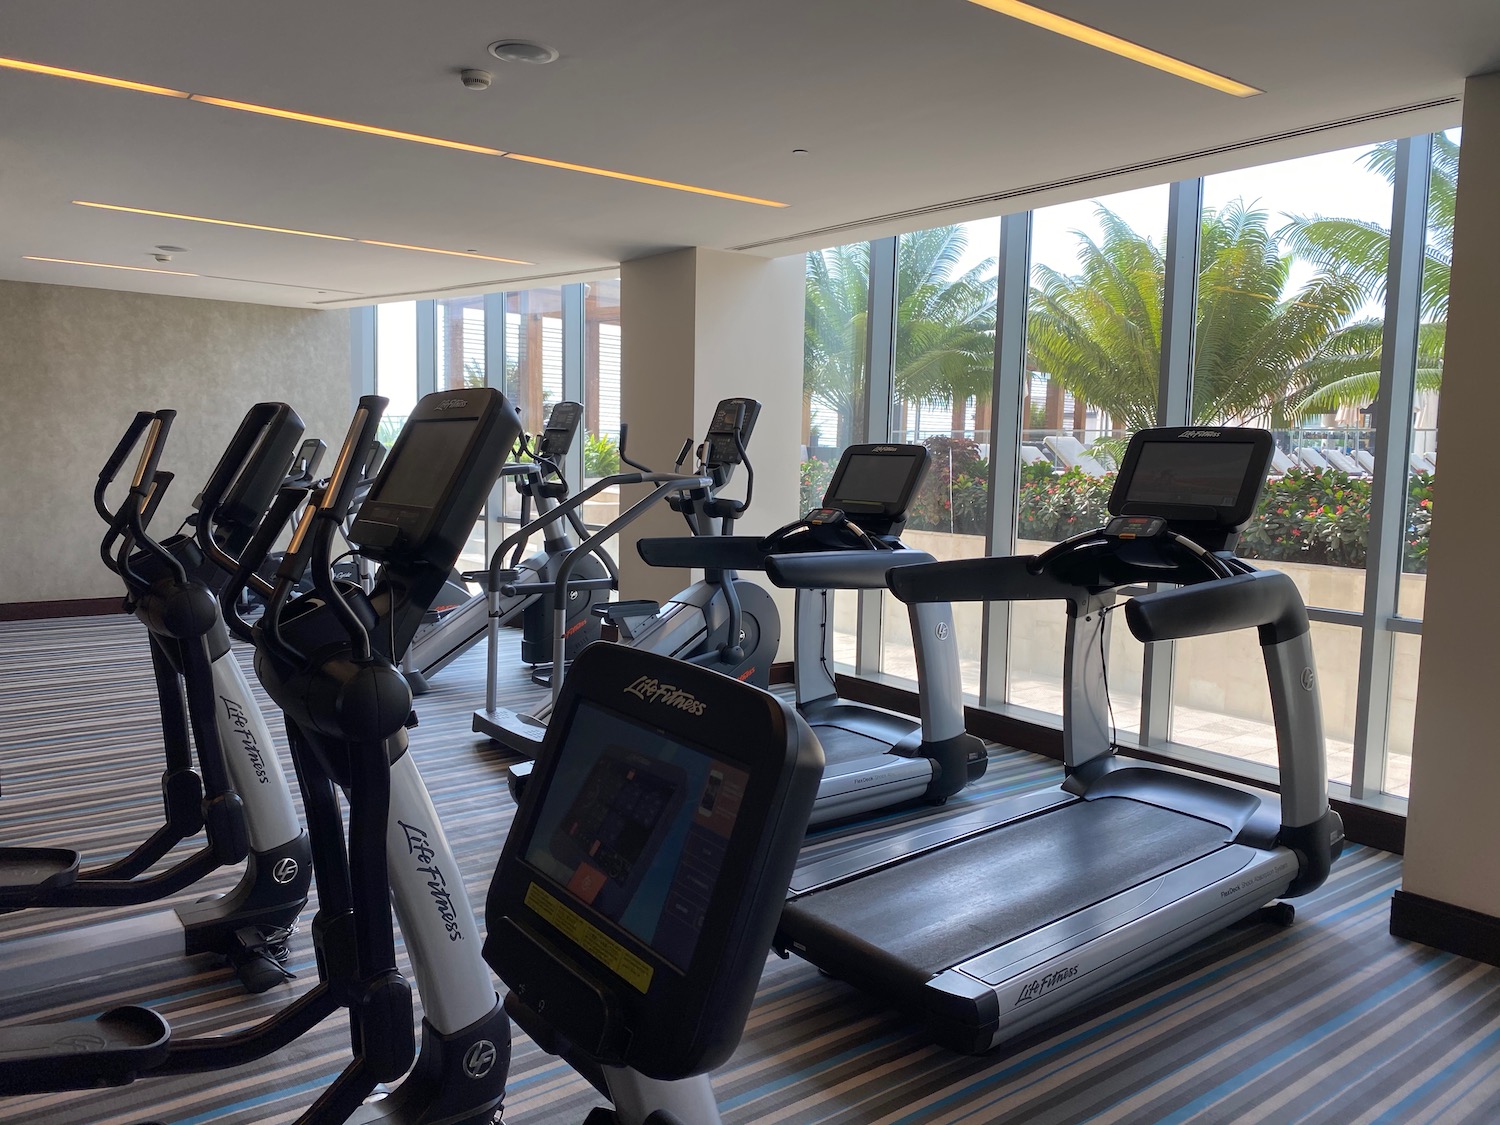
[583,432,621,478]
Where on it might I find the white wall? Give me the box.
[0,280,351,604]
[1401,70,1500,917]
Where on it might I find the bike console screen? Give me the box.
[522,700,751,973]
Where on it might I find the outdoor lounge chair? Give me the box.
[1043,434,1109,476]
[1323,449,1366,476]
[1019,444,1052,468]
[1354,449,1377,475]
[1269,448,1297,476]
[1296,447,1333,472]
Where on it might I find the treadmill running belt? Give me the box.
[781,797,1229,978]
[813,723,895,762]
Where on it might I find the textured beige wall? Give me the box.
[0,280,351,603]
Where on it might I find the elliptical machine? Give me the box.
[472,397,779,760]
[0,405,311,995]
[400,400,616,694]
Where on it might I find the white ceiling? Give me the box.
[2,1,1496,308]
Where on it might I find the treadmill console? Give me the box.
[821,443,930,537]
[536,400,584,460]
[485,644,822,1080]
[1110,427,1273,550]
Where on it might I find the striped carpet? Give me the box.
[1,614,1498,1124]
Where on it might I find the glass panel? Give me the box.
[375,300,418,443]
[804,241,873,669]
[1173,620,1357,788]
[884,220,1001,697]
[1204,145,1393,618]
[489,287,566,537]
[1398,128,1457,619]
[434,296,487,573]
[1012,184,1169,713]
[1384,632,1422,797]
[803,240,872,506]
[435,295,485,392]
[582,279,623,533]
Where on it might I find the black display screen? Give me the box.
[524,701,750,972]
[1124,441,1255,511]
[826,453,922,509]
[366,419,477,509]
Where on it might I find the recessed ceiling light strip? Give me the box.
[502,152,789,207]
[0,55,787,205]
[964,0,1261,97]
[72,200,533,264]
[186,95,510,155]
[23,255,198,276]
[75,200,354,240]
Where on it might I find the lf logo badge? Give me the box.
[272,858,300,885]
[935,622,950,641]
[1301,667,1316,691]
[464,1039,498,1079]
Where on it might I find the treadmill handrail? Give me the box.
[636,534,771,574]
[1124,569,1310,645]
[890,554,1084,605]
[765,548,934,591]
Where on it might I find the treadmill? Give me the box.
[752,443,987,823]
[775,426,1345,1053]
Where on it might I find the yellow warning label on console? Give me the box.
[525,883,654,994]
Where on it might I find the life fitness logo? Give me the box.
[625,676,707,715]
[271,858,300,885]
[463,1039,499,1079]
[1178,429,1223,438]
[435,397,470,411]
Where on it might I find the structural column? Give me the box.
[617,248,805,656]
[1393,70,1500,964]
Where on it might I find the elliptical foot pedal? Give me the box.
[0,1005,171,1093]
[0,847,81,908]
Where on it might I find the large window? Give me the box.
[799,128,1455,807]
[361,281,622,577]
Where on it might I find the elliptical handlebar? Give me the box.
[264,396,387,663]
[95,410,156,523]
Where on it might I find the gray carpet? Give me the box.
[1,613,1497,1124]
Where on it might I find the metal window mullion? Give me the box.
[857,237,898,675]
[561,283,587,490]
[982,212,1030,708]
[1350,133,1431,801]
[1140,178,1202,746]
[415,299,436,398]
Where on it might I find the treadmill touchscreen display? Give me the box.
[523,701,750,972]
[826,453,920,509]
[1124,441,1255,512]
[365,418,477,509]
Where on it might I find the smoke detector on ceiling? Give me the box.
[487,40,559,65]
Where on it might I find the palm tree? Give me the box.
[804,243,870,447]
[1027,201,1369,430]
[1278,133,1457,414]
[804,228,996,446]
